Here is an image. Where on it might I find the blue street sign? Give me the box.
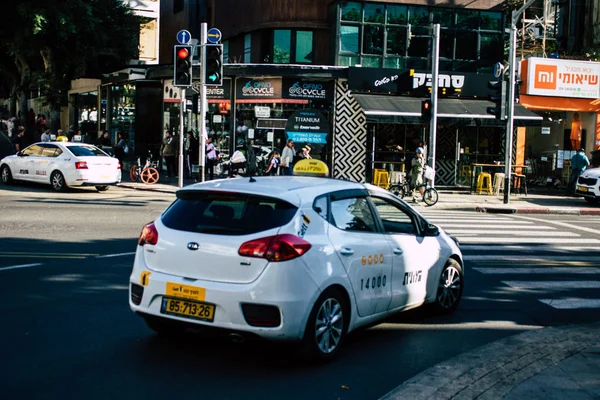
[207,28,222,44]
[176,30,192,45]
[493,62,504,78]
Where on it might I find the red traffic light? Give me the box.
[423,102,430,109]
[177,48,189,59]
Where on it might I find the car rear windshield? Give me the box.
[67,145,107,157]
[161,191,298,235]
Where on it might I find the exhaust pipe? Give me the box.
[228,333,245,344]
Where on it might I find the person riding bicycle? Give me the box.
[410,147,425,203]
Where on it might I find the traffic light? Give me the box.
[421,99,432,119]
[204,44,223,86]
[487,80,507,120]
[174,45,193,87]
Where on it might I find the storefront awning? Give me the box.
[352,94,543,125]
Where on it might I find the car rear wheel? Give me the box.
[95,185,109,192]
[302,288,348,362]
[433,259,463,314]
[1,165,13,184]
[51,171,67,192]
[144,317,187,336]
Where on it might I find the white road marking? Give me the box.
[514,215,600,236]
[95,252,136,258]
[472,267,600,274]
[0,263,43,272]
[538,298,600,309]
[459,245,600,252]
[440,224,542,229]
[503,280,600,290]
[426,218,517,223]
[448,230,574,236]
[456,237,600,244]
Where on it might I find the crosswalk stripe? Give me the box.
[447,230,577,236]
[538,298,600,309]
[502,280,600,289]
[440,224,542,229]
[456,237,600,244]
[425,218,518,223]
[472,267,600,274]
[459,245,600,252]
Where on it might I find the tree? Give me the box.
[0,0,140,134]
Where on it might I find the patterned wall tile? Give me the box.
[333,80,367,182]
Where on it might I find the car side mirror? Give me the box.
[425,223,439,236]
[17,151,24,157]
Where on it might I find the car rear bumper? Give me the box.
[575,186,599,199]
[128,247,320,341]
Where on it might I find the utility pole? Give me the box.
[428,24,440,187]
[504,0,537,204]
[178,88,185,188]
[199,22,207,182]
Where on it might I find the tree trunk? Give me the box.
[15,53,31,142]
[40,46,62,132]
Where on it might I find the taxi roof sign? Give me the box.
[293,159,329,177]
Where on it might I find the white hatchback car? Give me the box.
[575,167,600,205]
[129,176,463,359]
[0,142,121,192]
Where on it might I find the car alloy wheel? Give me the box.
[51,171,66,192]
[95,185,109,192]
[1,165,12,184]
[303,288,347,361]
[434,259,463,313]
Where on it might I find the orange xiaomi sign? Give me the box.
[533,64,557,90]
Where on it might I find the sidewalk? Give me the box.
[117,177,600,215]
[380,323,600,400]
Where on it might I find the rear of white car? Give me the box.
[129,188,323,341]
[62,145,121,188]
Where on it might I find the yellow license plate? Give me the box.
[160,297,215,322]
[578,186,588,192]
[100,175,110,179]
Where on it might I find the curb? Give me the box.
[379,323,600,400]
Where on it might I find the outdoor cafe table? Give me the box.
[470,163,529,193]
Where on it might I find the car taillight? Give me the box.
[239,234,311,262]
[117,162,121,170]
[75,161,88,169]
[138,222,158,246]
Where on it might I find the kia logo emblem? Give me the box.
[187,242,200,251]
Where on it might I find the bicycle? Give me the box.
[130,151,160,184]
[389,168,439,206]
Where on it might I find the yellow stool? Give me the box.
[373,168,385,186]
[493,173,505,195]
[374,170,390,190]
[476,172,493,195]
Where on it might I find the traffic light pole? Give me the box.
[428,24,440,187]
[504,0,535,204]
[199,22,207,182]
[178,88,185,188]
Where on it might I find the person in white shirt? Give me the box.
[41,127,51,142]
[206,137,217,180]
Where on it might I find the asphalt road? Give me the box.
[1,183,598,400]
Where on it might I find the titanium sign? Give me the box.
[526,57,600,99]
[285,109,329,145]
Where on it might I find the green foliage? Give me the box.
[0,0,141,108]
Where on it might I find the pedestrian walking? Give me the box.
[12,126,25,153]
[411,147,426,202]
[114,131,129,171]
[281,139,295,176]
[40,126,51,142]
[205,136,217,180]
[160,130,177,178]
[568,148,590,193]
[265,151,280,175]
[184,130,197,178]
[99,130,111,147]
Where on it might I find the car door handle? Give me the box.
[393,248,403,255]
[339,248,354,256]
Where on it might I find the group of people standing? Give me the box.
[264,139,313,176]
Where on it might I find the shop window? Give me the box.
[384,57,404,69]
[439,29,454,59]
[363,25,384,54]
[387,5,407,25]
[455,31,478,60]
[244,34,251,63]
[274,30,291,63]
[341,2,361,22]
[431,9,455,27]
[408,27,429,58]
[406,57,428,70]
[340,25,360,53]
[295,31,313,63]
[364,3,384,23]
[480,11,502,31]
[386,26,407,56]
[408,6,429,27]
[480,33,503,61]
[338,54,360,66]
[456,10,480,30]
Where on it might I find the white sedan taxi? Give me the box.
[129,176,463,360]
[1,142,121,192]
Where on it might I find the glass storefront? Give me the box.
[72,91,99,137]
[109,84,136,143]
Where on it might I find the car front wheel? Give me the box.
[433,259,463,313]
[95,185,109,192]
[51,171,67,192]
[302,288,348,362]
[1,165,13,184]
